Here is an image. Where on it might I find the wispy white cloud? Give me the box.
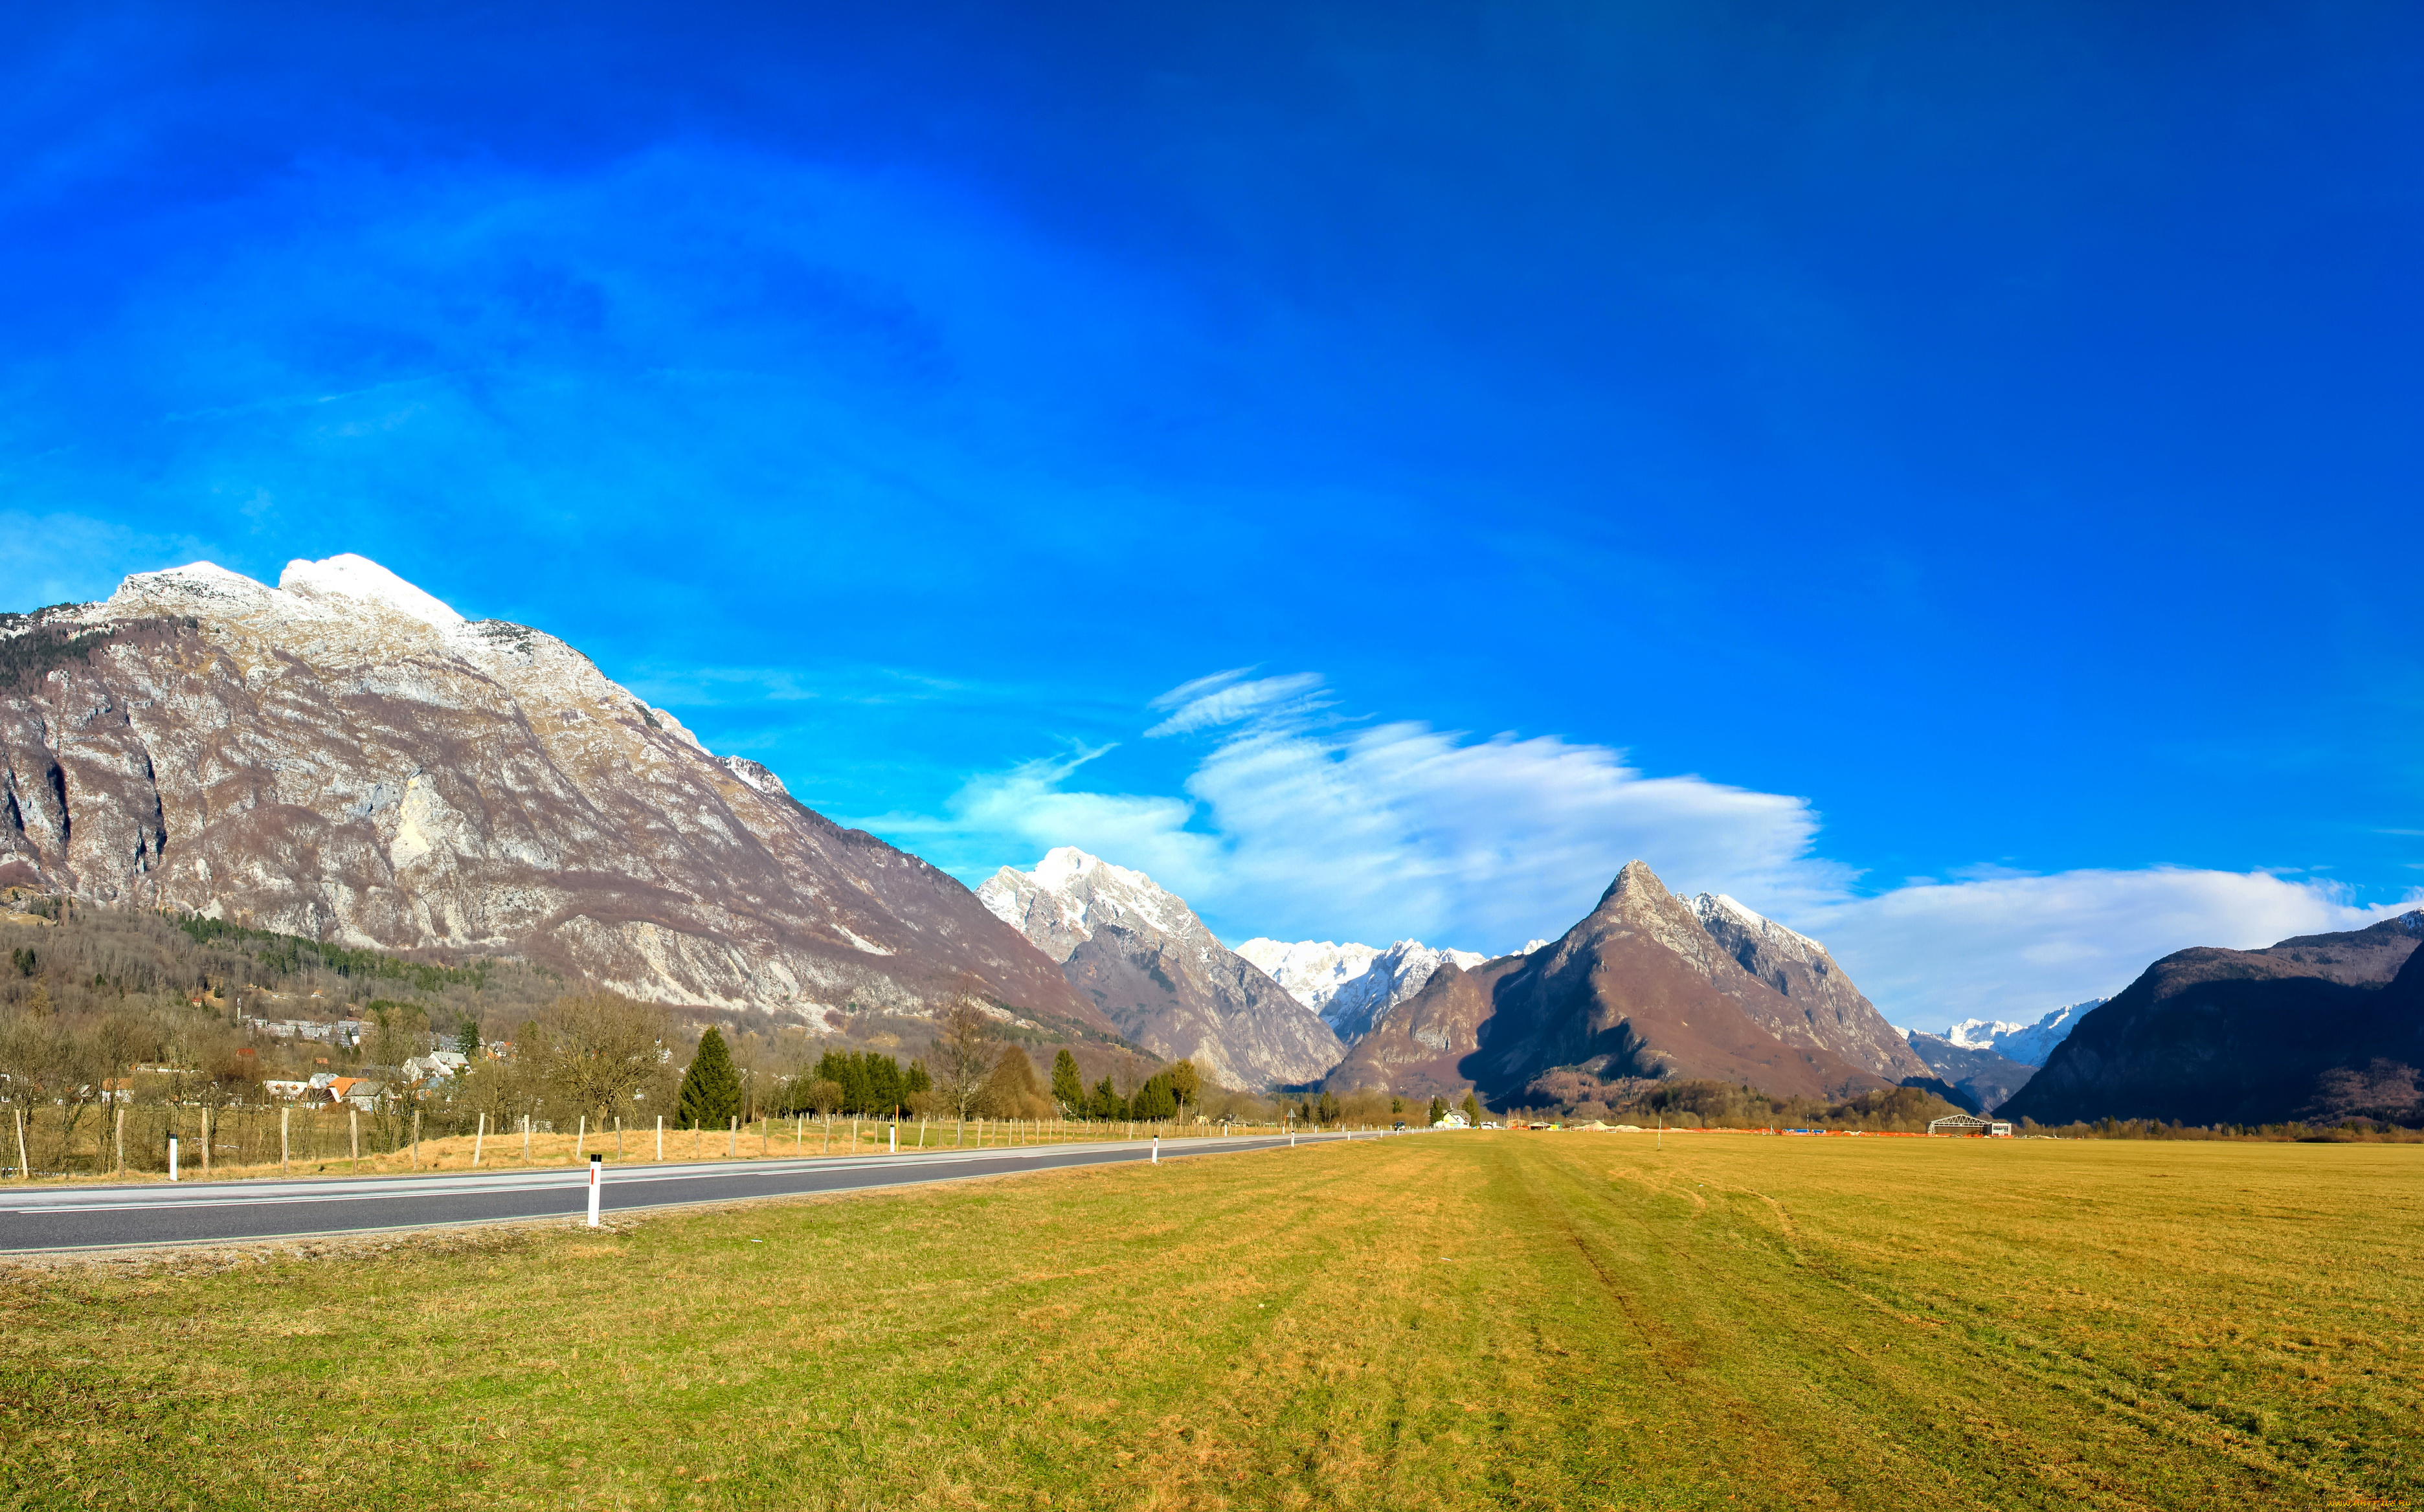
[1143,671,1328,737]
[882,669,2424,1027]
[1803,867,2411,1030]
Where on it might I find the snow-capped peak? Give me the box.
[278,553,464,627]
[977,847,1196,963]
[106,553,465,630]
[1237,935,1484,1043]
[1939,999,2102,1066]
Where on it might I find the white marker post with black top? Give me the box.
[587,1153,603,1228]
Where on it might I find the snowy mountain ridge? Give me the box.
[1236,936,1487,1044]
[1941,999,2103,1067]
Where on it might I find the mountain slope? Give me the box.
[0,557,1103,1027]
[1689,892,1933,1081]
[1998,913,2424,1126]
[977,849,1343,1087]
[1235,936,1485,1043]
[1903,1032,2037,1114]
[1325,860,1893,1104]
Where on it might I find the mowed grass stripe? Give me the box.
[2,1135,2416,1510]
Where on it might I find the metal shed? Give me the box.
[1926,1112,2014,1137]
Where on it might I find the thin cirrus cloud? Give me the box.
[871,669,2421,1027]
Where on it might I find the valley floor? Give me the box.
[3,1133,2417,1511]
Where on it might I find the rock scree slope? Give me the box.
[0,556,1104,1026]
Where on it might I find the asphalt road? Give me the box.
[0,1131,1382,1254]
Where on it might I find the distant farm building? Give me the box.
[1927,1113,2014,1137]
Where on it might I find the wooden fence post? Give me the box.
[12,1107,25,1183]
[120,1104,129,1177]
[349,1109,359,1172]
[200,1105,210,1175]
[728,1115,737,1157]
[411,1109,421,1168]
[473,1111,484,1167]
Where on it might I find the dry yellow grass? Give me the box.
[3,1131,2417,1510]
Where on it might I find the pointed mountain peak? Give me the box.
[1592,859,1691,922]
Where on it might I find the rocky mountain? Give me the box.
[1940,999,2101,1067]
[1323,860,1905,1104]
[1688,892,1934,1082]
[0,556,1106,1030]
[1234,936,1486,1043]
[1902,1031,2037,1114]
[976,848,1343,1087]
[1999,912,2424,1126]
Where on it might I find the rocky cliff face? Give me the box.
[1689,891,1934,1081]
[978,848,1343,1087]
[1324,860,1894,1104]
[1998,912,2424,1126]
[0,557,1104,1029]
[1234,936,1485,1044]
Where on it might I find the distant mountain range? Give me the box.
[977,849,1341,1087]
[1234,937,1485,1043]
[1936,1000,2102,1067]
[27,556,2406,1129]
[0,556,1107,1033]
[2001,912,2424,1126]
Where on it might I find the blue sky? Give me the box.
[6,2,2422,1024]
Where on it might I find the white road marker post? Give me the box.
[168,1136,179,1182]
[473,1111,484,1167]
[890,1123,897,1153]
[587,1153,603,1228]
[656,1115,663,1161]
[1151,1133,1159,1164]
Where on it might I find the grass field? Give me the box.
[3,1132,2418,1511]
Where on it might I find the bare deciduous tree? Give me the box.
[930,995,997,1122]
[535,992,672,1123]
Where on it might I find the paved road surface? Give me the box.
[0,1132,1382,1254]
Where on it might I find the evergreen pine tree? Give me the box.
[1461,1091,1483,1126]
[1428,1096,1448,1125]
[904,1059,932,1098]
[677,1027,745,1129]
[1051,1049,1084,1115]
[870,1054,904,1117]
[454,1018,481,1060]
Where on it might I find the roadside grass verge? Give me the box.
[3,1133,2415,1510]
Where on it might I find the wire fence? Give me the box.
[1,1104,1383,1182]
